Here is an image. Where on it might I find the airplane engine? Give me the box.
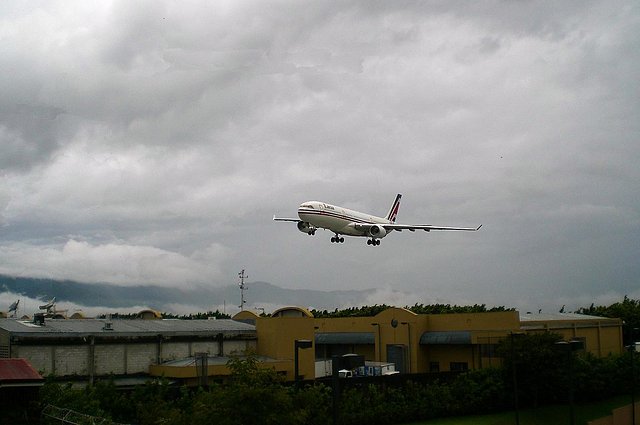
[297,221,317,235]
[367,225,387,238]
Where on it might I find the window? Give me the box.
[429,362,440,373]
[450,362,468,372]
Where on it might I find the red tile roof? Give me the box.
[0,358,44,382]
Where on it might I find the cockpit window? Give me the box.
[301,204,314,209]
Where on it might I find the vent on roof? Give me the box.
[33,313,45,326]
[102,314,114,331]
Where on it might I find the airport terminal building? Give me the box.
[0,306,624,385]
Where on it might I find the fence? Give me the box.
[41,405,129,425]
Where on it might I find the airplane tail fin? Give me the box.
[386,194,402,223]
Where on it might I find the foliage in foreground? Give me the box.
[40,341,639,425]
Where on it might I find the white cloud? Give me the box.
[0,240,229,288]
[0,0,638,312]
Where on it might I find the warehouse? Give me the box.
[0,316,256,383]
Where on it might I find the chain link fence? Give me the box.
[41,405,129,425]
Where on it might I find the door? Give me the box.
[386,344,406,373]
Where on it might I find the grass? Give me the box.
[407,395,632,425]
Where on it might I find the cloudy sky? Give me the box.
[1,0,638,314]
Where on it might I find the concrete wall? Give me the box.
[256,316,315,380]
[11,338,257,378]
[126,343,157,374]
[161,342,190,362]
[94,345,125,375]
[588,402,639,425]
[14,346,58,375]
[0,329,9,358]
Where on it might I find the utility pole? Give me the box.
[238,269,248,310]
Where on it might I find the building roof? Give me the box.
[271,306,313,318]
[0,318,256,339]
[519,312,618,322]
[0,358,44,387]
[519,312,622,331]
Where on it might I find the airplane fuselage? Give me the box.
[298,201,389,237]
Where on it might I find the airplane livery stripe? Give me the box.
[298,209,375,225]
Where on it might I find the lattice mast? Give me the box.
[238,269,248,310]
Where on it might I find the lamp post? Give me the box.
[555,339,584,425]
[628,327,638,425]
[630,343,636,425]
[294,339,313,388]
[509,332,525,425]
[371,323,382,366]
[401,322,412,374]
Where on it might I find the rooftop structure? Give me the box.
[0,358,43,387]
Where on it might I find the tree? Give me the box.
[497,332,567,406]
[188,355,305,425]
[576,296,640,345]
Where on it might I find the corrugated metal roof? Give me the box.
[0,318,255,338]
[0,358,44,382]
[420,331,471,345]
[315,332,375,345]
[519,312,619,322]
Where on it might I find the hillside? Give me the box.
[0,274,373,312]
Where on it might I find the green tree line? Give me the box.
[310,303,514,318]
[576,296,640,344]
[97,310,231,320]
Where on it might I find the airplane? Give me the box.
[273,194,481,246]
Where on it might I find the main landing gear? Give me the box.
[331,234,345,243]
[367,239,381,246]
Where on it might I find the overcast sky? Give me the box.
[1,0,639,315]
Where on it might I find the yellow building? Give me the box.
[520,312,623,357]
[141,307,624,384]
[250,307,623,381]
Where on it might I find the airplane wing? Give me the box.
[383,223,482,232]
[273,216,300,222]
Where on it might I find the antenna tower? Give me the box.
[238,269,248,310]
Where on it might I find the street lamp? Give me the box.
[294,339,313,387]
[627,327,638,425]
[371,323,382,365]
[509,332,525,425]
[555,339,584,425]
[401,322,412,374]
